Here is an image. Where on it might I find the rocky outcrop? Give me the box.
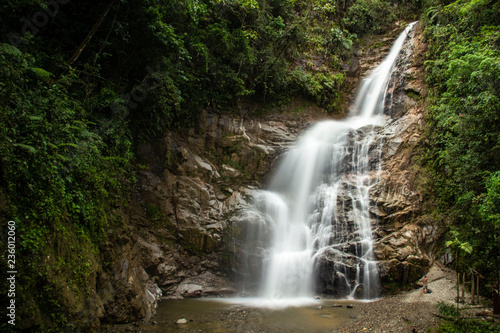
[368,23,437,289]
[99,23,435,326]
[98,104,325,324]
[315,23,436,293]
[229,23,437,297]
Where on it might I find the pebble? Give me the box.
[176,318,188,324]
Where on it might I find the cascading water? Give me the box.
[241,22,416,303]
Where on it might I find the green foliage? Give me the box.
[0,0,366,134]
[438,301,460,317]
[437,302,500,332]
[323,27,356,58]
[342,0,396,36]
[110,0,358,124]
[436,317,500,332]
[0,46,131,240]
[0,42,132,330]
[422,0,500,285]
[481,172,500,224]
[146,203,166,225]
[290,69,346,112]
[445,230,472,254]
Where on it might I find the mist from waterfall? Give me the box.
[242,22,416,304]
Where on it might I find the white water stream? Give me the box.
[245,22,416,304]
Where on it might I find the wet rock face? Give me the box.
[314,247,366,297]
[99,105,323,323]
[327,23,435,292]
[230,24,436,298]
[370,24,438,290]
[234,23,435,297]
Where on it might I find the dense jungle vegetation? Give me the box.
[422,0,499,295]
[0,0,498,331]
[421,0,500,329]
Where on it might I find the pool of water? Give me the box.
[140,298,362,332]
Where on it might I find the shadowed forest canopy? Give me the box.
[0,0,499,331]
[1,0,376,135]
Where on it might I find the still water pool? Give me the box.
[140,298,363,332]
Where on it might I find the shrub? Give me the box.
[342,0,396,36]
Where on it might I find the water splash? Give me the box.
[241,22,417,303]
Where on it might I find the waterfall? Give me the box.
[241,22,417,302]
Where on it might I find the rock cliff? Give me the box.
[99,22,436,325]
[369,22,438,291]
[230,23,438,297]
[99,103,327,324]
[311,22,436,294]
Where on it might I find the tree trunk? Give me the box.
[461,273,465,301]
[494,291,500,314]
[471,273,475,305]
[477,275,479,304]
[494,270,500,315]
[456,271,460,312]
[67,0,116,66]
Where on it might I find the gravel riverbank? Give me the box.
[335,262,487,332]
[103,262,495,333]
